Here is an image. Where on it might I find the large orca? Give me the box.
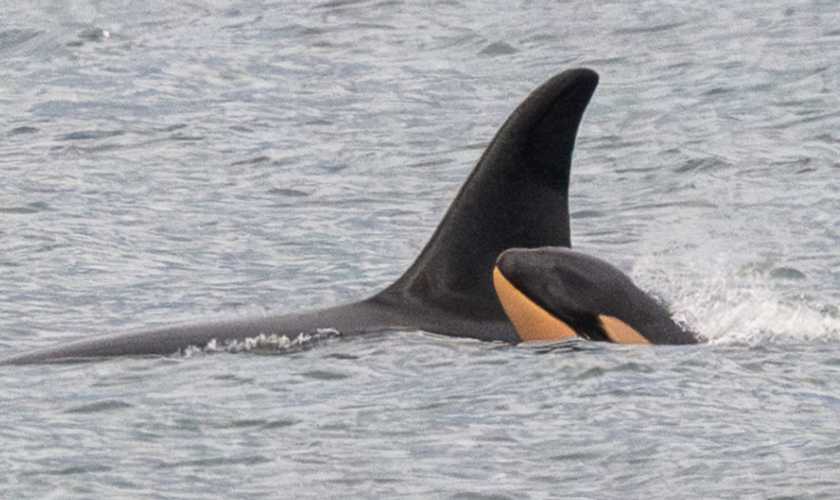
[493,247,696,345]
[1,68,601,365]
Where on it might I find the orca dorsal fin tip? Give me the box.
[377,69,599,332]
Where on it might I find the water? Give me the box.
[1,0,839,498]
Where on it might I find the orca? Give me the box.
[1,68,600,365]
[493,247,697,345]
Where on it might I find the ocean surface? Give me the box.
[2,0,840,498]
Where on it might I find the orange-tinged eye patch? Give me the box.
[493,266,578,342]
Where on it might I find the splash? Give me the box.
[671,276,840,345]
[183,328,342,357]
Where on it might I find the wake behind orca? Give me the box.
[1,68,695,365]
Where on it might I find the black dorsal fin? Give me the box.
[374,69,599,329]
[0,68,600,365]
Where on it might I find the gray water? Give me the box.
[2,0,840,498]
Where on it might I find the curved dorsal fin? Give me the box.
[374,69,599,335]
[0,69,601,364]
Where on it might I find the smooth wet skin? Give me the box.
[494,247,696,345]
[1,68,601,364]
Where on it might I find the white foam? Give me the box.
[671,277,840,345]
[182,328,342,357]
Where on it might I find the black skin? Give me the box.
[496,247,697,345]
[2,68,600,364]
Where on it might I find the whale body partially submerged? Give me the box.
[1,68,696,365]
[493,248,695,345]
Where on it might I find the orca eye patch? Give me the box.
[493,267,579,342]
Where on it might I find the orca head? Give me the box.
[494,247,696,345]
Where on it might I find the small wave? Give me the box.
[0,29,42,55]
[614,22,686,35]
[479,41,518,56]
[0,201,50,214]
[65,400,133,414]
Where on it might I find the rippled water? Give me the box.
[2,0,840,498]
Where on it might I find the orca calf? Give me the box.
[494,248,696,345]
[1,68,695,365]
